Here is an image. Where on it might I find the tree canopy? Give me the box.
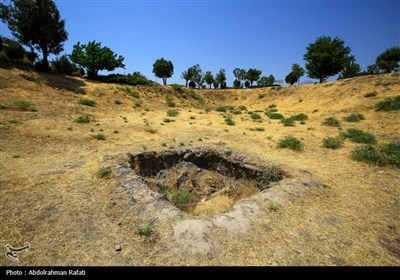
[245,68,262,86]
[375,47,400,73]
[257,75,275,87]
[152,57,174,85]
[0,0,68,69]
[338,57,361,79]
[204,71,214,89]
[70,41,125,78]
[214,68,226,89]
[304,36,352,83]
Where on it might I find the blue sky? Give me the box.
[1,0,399,85]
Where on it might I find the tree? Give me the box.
[181,69,193,88]
[375,47,400,73]
[0,0,68,69]
[338,57,361,79]
[70,41,125,78]
[190,64,203,89]
[285,72,297,85]
[257,75,275,87]
[233,79,241,89]
[303,36,352,83]
[245,68,262,86]
[233,68,246,88]
[204,71,214,89]
[291,63,305,84]
[152,57,174,85]
[214,68,226,89]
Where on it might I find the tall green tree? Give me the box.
[0,0,68,69]
[291,63,305,84]
[233,68,246,88]
[303,36,352,83]
[285,72,297,85]
[152,57,174,85]
[181,68,194,87]
[257,75,275,87]
[338,57,361,79]
[204,71,214,89]
[245,68,262,86]
[375,46,400,73]
[214,68,226,89]
[70,41,125,78]
[190,64,203,89]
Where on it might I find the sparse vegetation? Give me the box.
[0,103,7,109]
[322,136,344,149]
[171,189,194,210]
[250,113,262,120]
[280,117,295,126]
[344,113,365,122]
[96,166,112,178]
[92,133,106,140]
[351,142,400,167]
[216,106,228,112]
[277,135,304,151]
[224,116,235,126]
[166,95,176,107]
[266,111,284,119]
[364,91,377,97]
[322,117,341,127]
[138,225,155,237]
[115,99,122,105]
[224,150,232,156]
[290,113,308,121]
[146,128,157,134]
[74,114,95,123]
[163,118,175,123]
[342,128,377,144]
[79,99,96,107]
[14,101,33,111]
[267,202,279,212]
[257,165,283,189]
[167,109,179,117]
[374,96,400,111]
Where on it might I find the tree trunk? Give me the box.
[185,80,188,87]
[162,77,167,85]
[209,84,211,89]
[319,78,323,83]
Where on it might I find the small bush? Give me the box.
[258,94,265,99]
[267,104,276,108]
[163,118,175,123]
[96,166,112,178]
[167,109,179,117]
[364,91,377,98]
[79,99,96,107]
[253,127,265,132]
[216,106,228,112]
[224,150,232,156]
[290,113,308,121]
[4,40,24,60]
[171,83,184,93]
[322,136,344,149]
[380,141,400,167]
[146,128,157,134]
[344,113,365,122]
[166,95,176,107]
[171,189,194,210]
[53,55,76,75]
[343,128,376,144]
[115,99,122,105]
[322,117,341,127]
[239,105,247,111]
[92,134,106,140]
[250,113,262,120]
[138,225,155,237]
[277,135,304,151]
[266,112,284,119]
[266,108,278,113]
[14,101,33,111]
[134,102,141,108]
[0,103,6,109]
[374,96,400,111]
[224,117,235,126]
[280,117,295,126]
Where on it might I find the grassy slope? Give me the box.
[0,68,399,265]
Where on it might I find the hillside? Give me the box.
[0,68,399,266]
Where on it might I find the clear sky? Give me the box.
[1,0,399,85]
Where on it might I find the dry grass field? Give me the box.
[0,67,399,265]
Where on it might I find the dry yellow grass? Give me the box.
[0,68,399,265]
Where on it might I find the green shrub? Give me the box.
[258,94,266,99]
[79,99,96,107]
[224,150,232,156]
[344,113,365,122]
[96,166,112,178]
[53,55,76,75]
[166,95,176,107]
[146,128,157,134]
[239,105,247,111]
[380,141,400,167]
[290,113,308,121]
[322,117,341,127]
[364,91,377,97]
[322,136,344,149]
[266,108,278,113]
[374,96,400,111]
[167,109,179,117]
[163,118,175,123]
[216,106,228,112]
[74,114,95,123]
[92,134,106,140]
[267,104,276,108]
[0,103,7,109]
[265,112,284,119]
[115,99,122,105]
[343,128,376,144]
[277,135,304,151]
[5,40,24,60]
[138,225,155,237]
[224,117,235,126]
[171,83,184,93]
[250,113,262,120]
[171,189,194,210]
[14,101,33,111]
[280,117,295,126]
[253,127,265,132]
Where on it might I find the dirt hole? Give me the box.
[128,148,283,215]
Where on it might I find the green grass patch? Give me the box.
[216,106,228,112]
[374,96,400,111]
[224,116,235,126]
[322,136,344,149]
[92,133,106,140]
[277,135,304,151]
[344,113,365,122]
[280,117,295,126]
[342,128,376,144]
[171,189,194,210]
[14,101,34,111]
[167,109,179,117]
[74,114,95,123]
[265,111,284,119]
[166,95,176,107]
[351,142,400,167]
[163,118,175,123]
[322,117,341,127]
[96,166,112,178]
[290,113,308,121]
[250,113,262,120]
[79,99,96,107]
[138,225,155,237]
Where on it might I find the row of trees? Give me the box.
[1,1,399,85]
